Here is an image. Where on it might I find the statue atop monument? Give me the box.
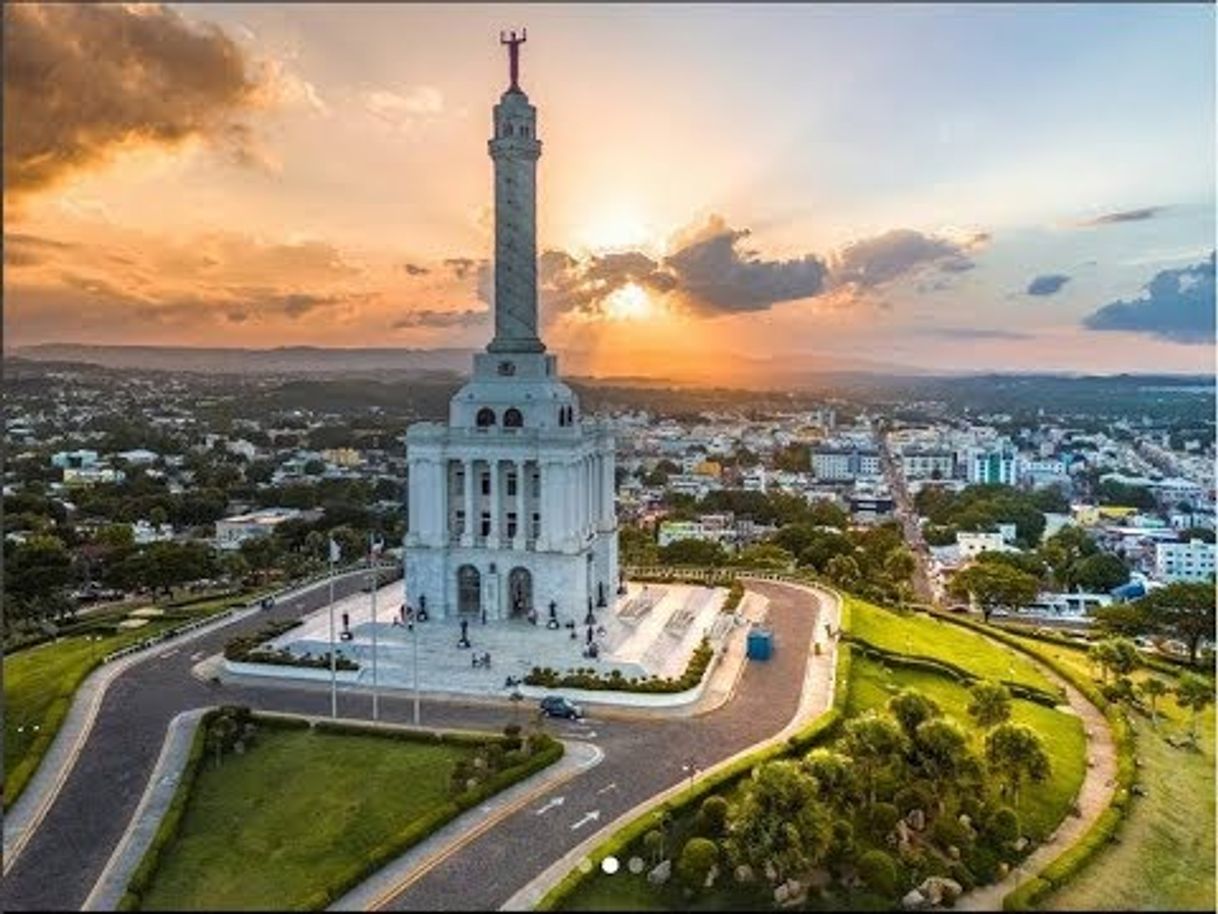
[500,28,526,91]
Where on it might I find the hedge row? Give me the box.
[310,718,513,748]
[525,638,715,693]
[931,613,1139,912]
[537,588,850,911]
[120,712,563,912]
[290,736,564,911]
[846,636,1064,708]
[992,620,1208,679]
[118,709,217,911]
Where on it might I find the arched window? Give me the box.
[476,407,496,427]
[557,407,566,427]
[504,408,523,428]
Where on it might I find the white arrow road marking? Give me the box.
[596,782,618,795]
[157,649,179,659]
[534,796,566,816]
[571,809,601,831]
[190,651,204,661]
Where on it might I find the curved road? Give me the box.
[1,579,824,912]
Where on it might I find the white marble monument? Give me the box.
[404,30,618,622]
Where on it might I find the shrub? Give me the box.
[695,795,729,837]
[642,828,665,864]
[523,638,714,693]
[858,849,898,895]
[869,802,901,840]
[893,782,935,815]
[830,818,854,859]
[985,806,1020,844]
[931,815,973,852]
[677,837,719,890]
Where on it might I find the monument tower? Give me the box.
[404,30,619,622]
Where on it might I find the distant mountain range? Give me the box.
[7,342,938,387]
[8,343,1212,390]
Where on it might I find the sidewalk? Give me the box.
[955,664,1117,911]
[82,708,210,910]
[329,740,603,911]
[202,594,772,720]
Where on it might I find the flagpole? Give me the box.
[328,543,337,719]
[370,534,380,722]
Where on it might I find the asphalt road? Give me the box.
[1,579,824,912]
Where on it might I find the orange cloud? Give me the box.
[3,3,271,207]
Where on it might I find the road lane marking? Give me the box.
[570,810,601,831]
[364,742,603,910]
[595,782,617,796]
[534,796,565,815]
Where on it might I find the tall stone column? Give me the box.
[488,458,500,548]
[486,70,544,354]
[515,459,527,550]
[462,457,475,547]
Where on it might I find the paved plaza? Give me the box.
[258,580,732,697]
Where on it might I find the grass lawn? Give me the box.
[847,597,1058,695]
[846,655,1086,841]
[138,728,473,911]
[1000,634,1217,911]
[3,595,246,807]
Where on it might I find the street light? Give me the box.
[681,759,700,792]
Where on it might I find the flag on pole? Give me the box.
[329,537,341,563]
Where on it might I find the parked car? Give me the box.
[539,696,583,720]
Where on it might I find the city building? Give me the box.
[51,449,99,469]
[215,508,304,551]
[1154,538,1216,583]
[956,531,1012,559]
[403,36,618,621]
[900,450,955,480]
[969,447,1017,485]
[811,447,881,481]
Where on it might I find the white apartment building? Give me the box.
[957,531,1012,559]
[215,508,303,551]
[1154,538,1216,583]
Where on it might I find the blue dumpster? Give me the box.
[746,627,774,661]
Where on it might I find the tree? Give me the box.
[967,680,1012,729]
[1137,677,1170,728]
[5,534,74,620]
[659,538,725,567]
[843,713,906,806]
[733,543,793,571]
[1093,602,1152,639]
[677,837,718,891]
[1133,583,1216,665]
[798,531,854,572]
[619,525,659,566]
[947,562,1039,623]
[1069,553,1130,592]
[912,717,977,808]
[883,547,917,587]
[984,723,1050,810]
[801,749,858,807]
[1174,673,1214,744]
[888,688,941,738]
[825,554,862,590]
[724,760,831,886]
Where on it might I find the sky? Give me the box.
[4,2,1215,379]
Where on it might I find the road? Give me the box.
[0,579,825,912]
[875,422,938,605]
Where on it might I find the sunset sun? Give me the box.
[602,282,653,321]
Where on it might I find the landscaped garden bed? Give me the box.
[545,595,1089,912]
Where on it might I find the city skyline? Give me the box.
[4,2,1216,377]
